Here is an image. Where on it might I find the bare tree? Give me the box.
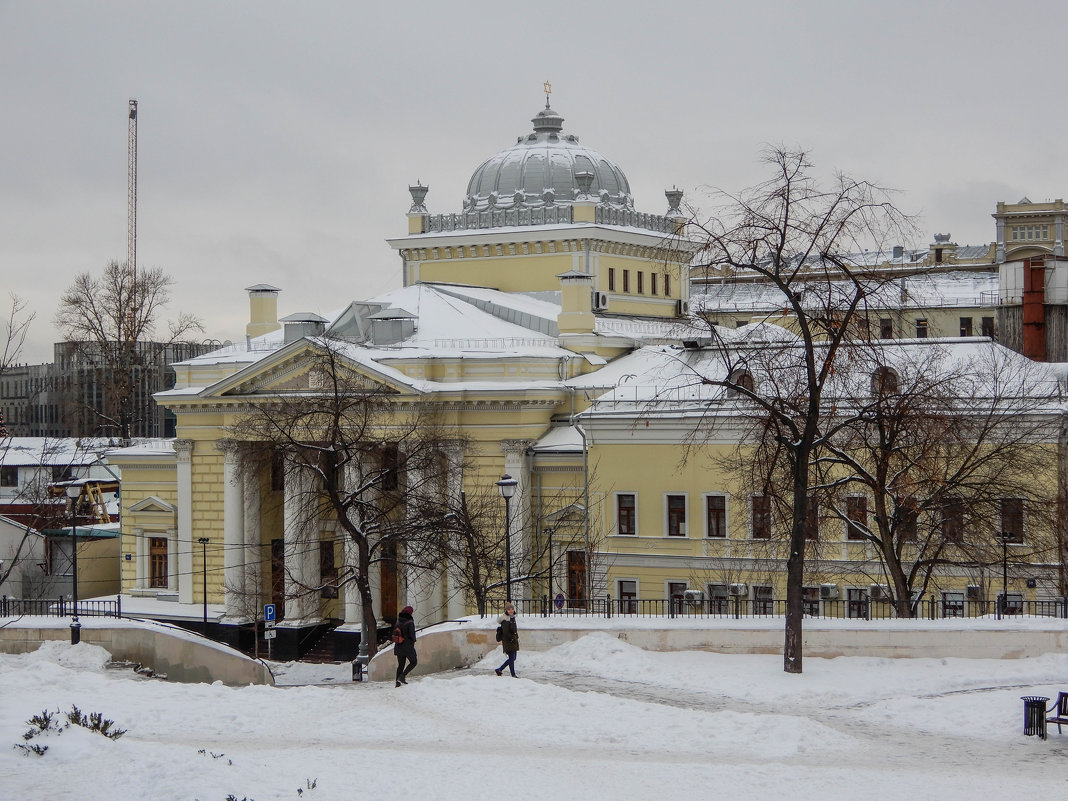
[816,341,1063,615]
[687,148,914,673]
[227,342,457,664]
[54,260,202,440]
[1,292,35,375]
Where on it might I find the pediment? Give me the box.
[129,496,177,514]
[205,343,414,399]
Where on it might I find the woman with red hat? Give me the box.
[393,605,417,687]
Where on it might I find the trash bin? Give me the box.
[1022,696,1049,739]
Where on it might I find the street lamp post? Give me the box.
[996,531,1010,620]
[496,474,518,604]
[197,537,210,627]
[64,485,82,645]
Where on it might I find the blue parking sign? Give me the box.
[264,603,276,622]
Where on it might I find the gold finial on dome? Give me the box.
[543,80,551,108]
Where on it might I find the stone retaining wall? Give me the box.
[0,623,274,686]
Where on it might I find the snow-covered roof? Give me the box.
[691,270,1000,314]
[573,338,1067,415]
[0,438,116,467]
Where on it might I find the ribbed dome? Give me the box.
[464,104,633,212]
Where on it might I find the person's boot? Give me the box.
[495,668,502,676]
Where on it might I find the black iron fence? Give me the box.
[492,595,1068,620]
[0,595,122,619]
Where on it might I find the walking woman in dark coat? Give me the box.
[495,602,519,677]
[394,605,417,687]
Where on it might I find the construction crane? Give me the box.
[127,99,138,283]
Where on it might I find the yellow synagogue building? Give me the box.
[105,101,1068,660]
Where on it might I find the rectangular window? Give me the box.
[981,316,994,338]
[879,318,893,339]
[846,496,868,540]
[149,537,168,589]
[1,466,17,487]
[666,494,687,536]
[915,319,928,338]
[320,539,339,598]
[637,271,644,294]
[940,497,964,542]
[847,587,869,619]
[617,493,637,535]
[805,498,819,541]
[567,551,586,606]
[705,495,726,538]
[753,585,774,615]
[942,591,965,618]
[1000,498,1024,543]
[751,494,772,539]
[617,580,637,614]
[664,274,672,297]
[650,273,658,296]
[708,583,730,615]
[622,270,630,293]
[608,268,616,291]
[896,497,918,541]
[802,586,820,617]
[668,581,687,616]
[1005,592,1024,615]
[959,317,973,337]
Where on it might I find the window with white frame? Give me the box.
[616,493,637,535]
[751,494,771,539]
[705,494,726,538]
[666,494,687,536]
[1000,497,1024,543]
[846,496,868,541]
[707,583,730,614]
[617,579,637,614]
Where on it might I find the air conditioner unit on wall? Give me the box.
[965,585,981,601]
[676,299,690,316]
[592,291,609,311]
[869,584,890,601]
[819,583,839,600]
[683,589,704,602]
[728,583,747,596]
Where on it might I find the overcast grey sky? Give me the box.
[2,0,1065,363]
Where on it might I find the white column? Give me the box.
[282,454,320,623]
[404,461,444,627]
[134,527,147,589]
[501,440,533,602]
[175,439,194,605]
[166,528,178,590]
[242,462,262,616]
[340,458,371,626]
[220,443,246,619]
[444,442,467,619]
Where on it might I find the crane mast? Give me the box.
[127,99,138,286]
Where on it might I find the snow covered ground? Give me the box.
[2,633,1068,800]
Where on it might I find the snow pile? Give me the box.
[2,634,1068,800]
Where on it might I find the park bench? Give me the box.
[1047,693,1068,734]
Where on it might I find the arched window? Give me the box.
[727,369,755,397]
[871,366,899,396]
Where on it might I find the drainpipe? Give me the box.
[1022,257,1046,361]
